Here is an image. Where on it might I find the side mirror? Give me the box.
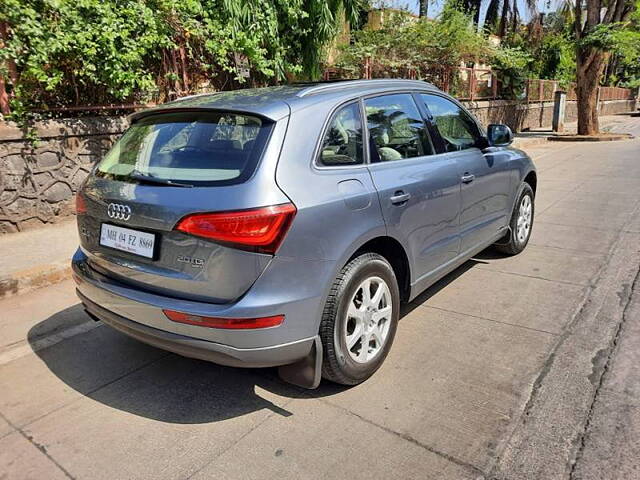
[487,124,514,147]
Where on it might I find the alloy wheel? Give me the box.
[344,276,393,363]
[516,194,532,244]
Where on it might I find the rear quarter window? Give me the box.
[97,111,273,186]
[318,103,364,167]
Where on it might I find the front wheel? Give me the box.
[320,253,400,385]
[495,183,535,255]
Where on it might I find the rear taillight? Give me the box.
[174,203,296,254]
[75,193,87,214]
[163,309,284,329]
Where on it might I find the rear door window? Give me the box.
[96,112,273,186]
[364,94,434,163]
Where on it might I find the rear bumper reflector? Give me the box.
[163,309,285,330]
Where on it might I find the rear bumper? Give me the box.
[79,290,315,368]
[72,248,331,367]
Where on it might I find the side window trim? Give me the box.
[411,92,446,155]
[358,96,372,165]
[315,100,366,169]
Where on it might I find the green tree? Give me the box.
[0,0,362,116]
[336,1,492,78]
[492,46,533,98]
[571,0,638,134]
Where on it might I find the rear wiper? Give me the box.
[129,171,193,188]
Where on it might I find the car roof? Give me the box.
[129,80,440,122]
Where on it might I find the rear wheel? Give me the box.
[320,253,400,385]
[495,183,534,255]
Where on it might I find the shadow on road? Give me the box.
[473,248,509,261]
[28,258,486,425]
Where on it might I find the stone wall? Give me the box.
[0,117,128,233]
[0,97,637,234]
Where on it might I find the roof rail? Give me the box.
[296,79,436,98]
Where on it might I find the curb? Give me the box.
[0,261,71,299]
[512,137,551,149]
[547,133,634,142]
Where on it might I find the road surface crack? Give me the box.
[0,411,76,480]
[568,262,640,479]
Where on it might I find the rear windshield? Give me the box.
[96,111,273,186]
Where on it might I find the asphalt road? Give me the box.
[1,122,639,480]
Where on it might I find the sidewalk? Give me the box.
[0,219,78,298]
[513,113,640,149]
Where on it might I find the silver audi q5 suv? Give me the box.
[73,79,536,388]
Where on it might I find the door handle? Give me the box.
[390,191,411,205]
[461,173,475,184]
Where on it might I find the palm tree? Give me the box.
[221,0,364,79]
[484,0,538,37]
[460,0,484,24]
[418,0,429,17]
[299,0,365,78]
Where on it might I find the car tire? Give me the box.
[495,183,535,255]
[320,253,400,385]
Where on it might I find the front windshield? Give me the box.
[96,111,272,185]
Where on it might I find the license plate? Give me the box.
[100,224,156,259]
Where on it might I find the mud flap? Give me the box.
[278,336,322,389]
[493,226,512,246]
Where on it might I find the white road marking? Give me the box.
[0,321,103,366]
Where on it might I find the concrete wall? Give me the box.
[0,117,127,233]
[0,97,636,234]
[465,99,637,132]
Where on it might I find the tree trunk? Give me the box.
[473,3,481,25]
[498,0,509,38]
[419,0,428,18]
[0,21,13,116]
[576,49,606,135]
[0,76,9,116]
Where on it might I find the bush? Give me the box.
[491,46,533,99]
[0,0,361,116]
[335,3,493,81]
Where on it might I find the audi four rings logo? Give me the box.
[107,203,131,221]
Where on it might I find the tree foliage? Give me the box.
[484,0,537,37]
[491,46,533,98]
[335,2,493,77]
[0,0,361,116]
[570,0,637,134]
[493,17,576,92]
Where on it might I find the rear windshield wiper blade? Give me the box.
[130,171,193,188]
